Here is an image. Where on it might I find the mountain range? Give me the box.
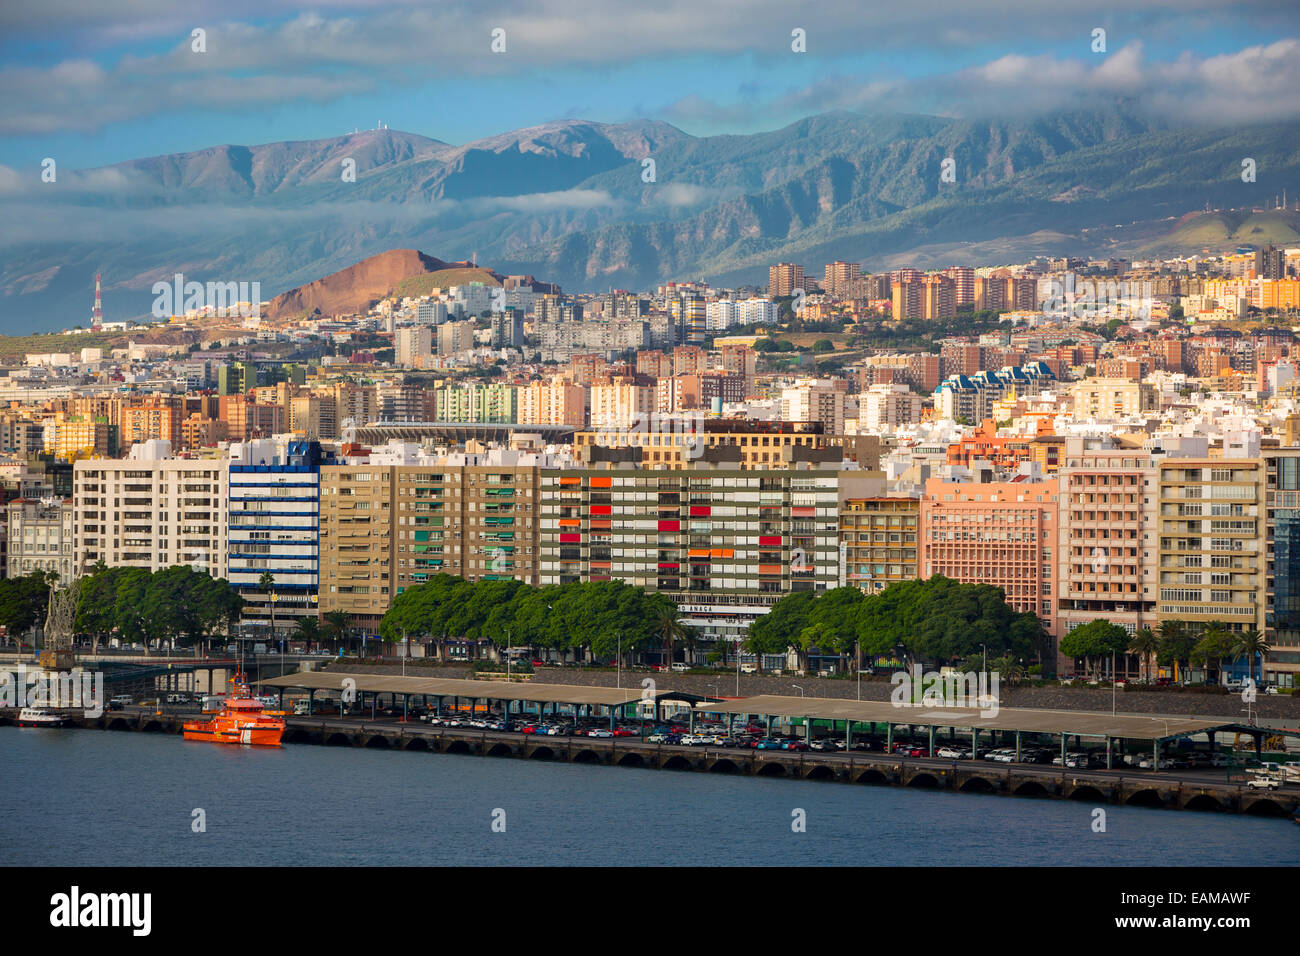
[2,109,1298,332]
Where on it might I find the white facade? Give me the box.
[73,442,228,578]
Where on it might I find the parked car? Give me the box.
[588,729,614,739]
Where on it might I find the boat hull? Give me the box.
[183,723,283,746]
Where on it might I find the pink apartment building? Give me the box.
[919,477,1061,649]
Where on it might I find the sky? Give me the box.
[1,0,1298,171]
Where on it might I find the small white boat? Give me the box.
[17,707,68,727]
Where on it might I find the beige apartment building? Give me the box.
[839,497,919,592]
[1156,458,1265,635]
[517,377,586,428]
[1057,443,1159,643]
[1069,377,1158,419]
[320,462,540,630]
[575,420,838,469]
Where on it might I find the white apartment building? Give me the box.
[73,440,228,578]
[589,382,656,428]
[781,380,846,435]
[6,498,75,582]
[858,383,924,431]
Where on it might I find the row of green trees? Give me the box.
[747,576,1047,672]
[74,562,245,651]
[0,570,57,639]
[0,565,245,652]
[377,575,687,664]
[1060,618,1270,682]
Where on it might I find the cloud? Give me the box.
[658,39,1300,128]
[3,2,1297,133]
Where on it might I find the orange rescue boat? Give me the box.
[183,670,284,746]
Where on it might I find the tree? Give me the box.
[1129,627,1160,683]
[321,611,351,654]
[746,590,816,672]
[650,596,688,666]
[1157,619,1194,682]
[293,615,322,647]
[1058,619,1129,678]
[1191,622,1236,683]
[0,570,54,641]
[812,339,835,353]
[1232,629,1270,685]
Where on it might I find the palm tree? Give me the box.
[1129,628,1160,683]
[258,570,277,650]
[1232,629,1270,685]
[321,611,351,655]
[652,602,688,667]
[294,615,321,650]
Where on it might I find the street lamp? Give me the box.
[792,683,804,698]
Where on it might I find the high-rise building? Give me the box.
[395,326,433,367]
[839,497,919,593]
[920,478,1061,657]
[823,261,861,298]
[1156,458,1265,638]
[1265,449,1300,688]
[227,440,321,642]
[769,263,806,297]
[781,380,846,434]
[1057,443,1158,645]
[943,266,975,307]
[73,442,227,578]
[538,465,846,650]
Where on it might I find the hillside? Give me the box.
[3,110,1299,332]
[264,249,454,321]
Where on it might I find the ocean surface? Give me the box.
[2,727,1295,866]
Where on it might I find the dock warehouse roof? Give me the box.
[693,695,1236,741]
[257,672,646,708]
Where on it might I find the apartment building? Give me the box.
[839,497,919,592]
[227,440,321,641]
[1069,377,1159,419]
[73,441,227,577]
[769,263,806,297]
[1264,449,1300,687]
[857,383,924,431]
[575,419,839,469]
[920,477,1061,648]
[538,464,852,650]
[781,380,846,434]
[320,454,543,628]
[1156,459,1265,635]
[6,498,75,582]
[1057,443,1158,640]
[517,378,586,428]
[319,466,395,630]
